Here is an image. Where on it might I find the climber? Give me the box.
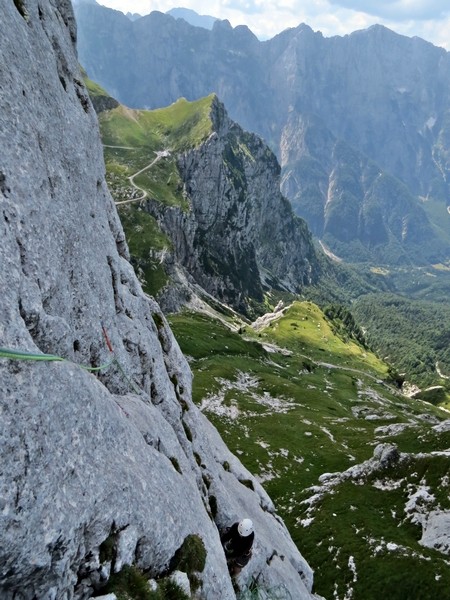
[221,518,255,577]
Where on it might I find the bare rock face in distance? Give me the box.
[0,2,318,599]
[150,96,319,315]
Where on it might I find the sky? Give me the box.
[95,0,450,49]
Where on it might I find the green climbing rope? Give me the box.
[1,326,145,397]
[0,346,114,372]
[0,347,64,362]
[112,356,143,395]
[78,359,115,372]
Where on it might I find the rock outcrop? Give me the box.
[146,97,319,315]
[0,2,318,599]
[420,510,450,555]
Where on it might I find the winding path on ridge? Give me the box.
[436,362,450,380]
[103,145,170,206]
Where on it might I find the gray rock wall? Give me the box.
[279,112,445,265]
[0,2,318,599]
[149,98,319,315]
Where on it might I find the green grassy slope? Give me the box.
[100,96,214,207]
[84,75,109,99]
[170,302,450,600]
[93,94,215,296]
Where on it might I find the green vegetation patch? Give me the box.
[261,301,387,375]
[169,534,206,592]
[170,534,207,575]
[118,205,170,254]
[102,565,153,600]
[169,311,266,361]
[150,95,215,151]
[353,292,450,390]
[99,95,214,152]
[100,564,190,600]
[117,205,170,297]
[84,76,110,100]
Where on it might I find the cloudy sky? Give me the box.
[96,0,450,49]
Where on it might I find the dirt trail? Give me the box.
[105,147,170,205]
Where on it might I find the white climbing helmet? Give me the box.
[238,518,254,537]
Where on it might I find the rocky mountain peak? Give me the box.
[133,95,320,315]
[166,7,217,30]
[212,18,233,33]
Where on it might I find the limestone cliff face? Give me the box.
[0,2,318,599]
[147,98,319,315]
[279,113,447,265]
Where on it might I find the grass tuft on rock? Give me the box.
[170,534,207,576]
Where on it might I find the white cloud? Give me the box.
[327,0,450,21]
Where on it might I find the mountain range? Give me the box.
[74,2,450,266]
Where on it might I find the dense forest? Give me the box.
[352,293,450,389]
